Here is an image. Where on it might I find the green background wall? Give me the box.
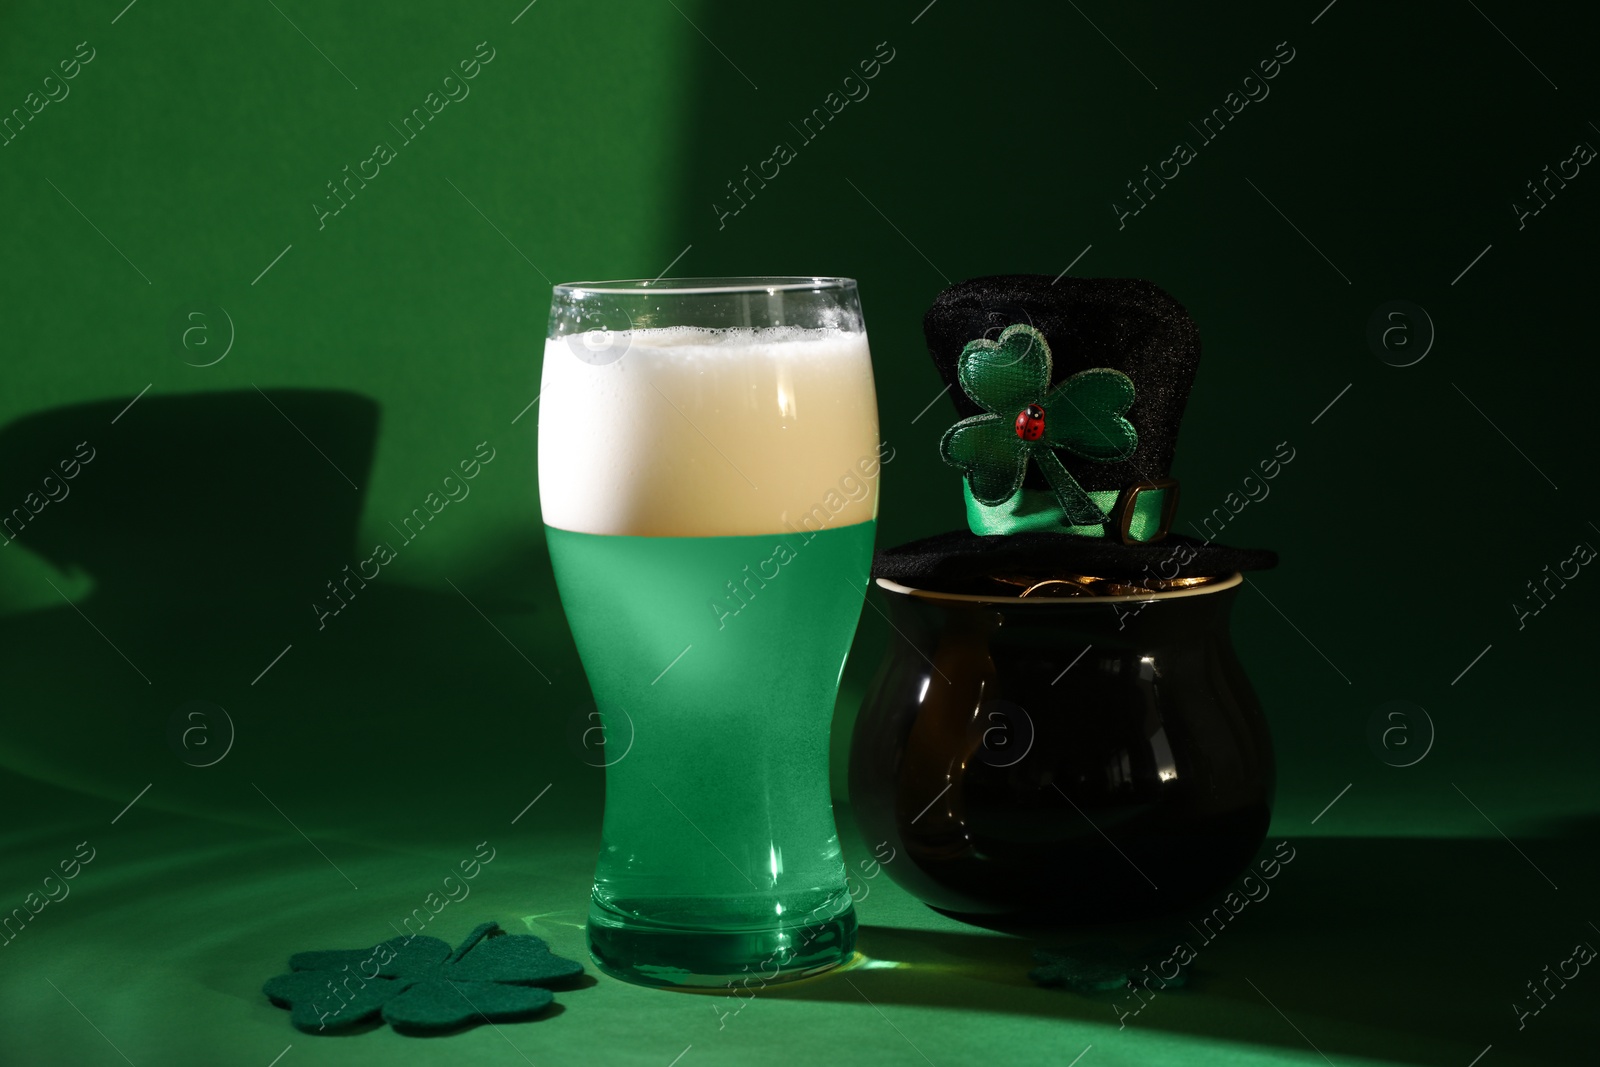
[2,2,1596,1064]
[4,0,1593,828]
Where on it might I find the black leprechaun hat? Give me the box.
[872,275,1277,592]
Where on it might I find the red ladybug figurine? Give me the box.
[1014,403,1046,441]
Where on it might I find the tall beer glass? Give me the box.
[540,278,879,988]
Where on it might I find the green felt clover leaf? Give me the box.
[939,324,1138,525]
[1042,368,1138,459]
[263,921,584,1036]
[943,417,1028,505]
[957,323,1053,415]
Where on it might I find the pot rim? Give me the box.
[873,571,1243,605]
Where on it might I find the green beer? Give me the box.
[540,278,880,988]
[547,521,874,984]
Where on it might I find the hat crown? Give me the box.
[924,274,1199,492]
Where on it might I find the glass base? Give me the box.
[587,896,857,989]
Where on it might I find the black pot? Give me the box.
[849,573,1273,927]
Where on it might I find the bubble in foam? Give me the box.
[616,325,860,350]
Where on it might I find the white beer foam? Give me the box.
[539,327,880,537]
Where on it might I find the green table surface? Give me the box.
[4,724,1594,1067]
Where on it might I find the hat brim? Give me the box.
[872,529,1277,588]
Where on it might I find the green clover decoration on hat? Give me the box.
[939,324,1138,526]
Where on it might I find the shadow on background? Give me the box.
[0,390,598,845]
[772,833,1600,1065]
[667,0,1600,840]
